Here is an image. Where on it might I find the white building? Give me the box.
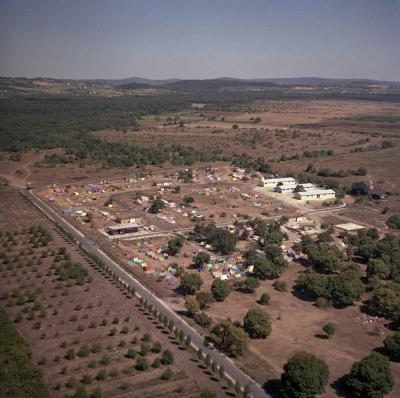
[275,182,315,193]
[294,189,336,201]
[260,177,295,188]
[275,183,297,193]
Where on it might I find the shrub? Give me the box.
[194,311,213,328]
[100,354,111,365]
[140,343,150,356]
[65,349,76,360]
[135,357,149,371]
[141,332,151,342]
[160,368,174,380]
[95,370,107,381]
[273,280,287,292]
[322,323,336,338]
[161,350,174,365]
[259,292,270,305]
[151,341,162,353]
[126,348,136,359]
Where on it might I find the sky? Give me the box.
[0,0,399,81]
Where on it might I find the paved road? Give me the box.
[23,189,269,398]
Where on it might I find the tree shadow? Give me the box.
[331,374,351,397]
[172,286,187,297]
[315,333,329,340]
[263,379,280,398]
[373,345,386,354]
[291,285,316,302]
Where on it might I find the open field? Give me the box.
[0,192,237,397]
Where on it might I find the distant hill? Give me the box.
[87,77,180,87]
[85,76,399,90]
[245,77,400,86]
[117,82,152,90]
[159,78,280,93]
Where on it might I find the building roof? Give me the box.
[296,183,315,188]
[106,222,140,231]
[335,223,365,231]
[297,189,335,196]
[277,183,298,188]
[262,177,295,183]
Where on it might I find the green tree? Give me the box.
[196,291,215,309]
[180,273,203,295]
[346,352,393,398]
[253,257,284,280]
[295,271,329,300]
[211,279,232,302]
[329,271,364,308]
[150,196,165,214]
[209,320,249,357]
[350,181,369,196]
[185,298,200,317]
[239,277,260,293]
[280,352,329,398]
[366,259,391,280]
[386,214,400,230]
[383,332,400,362]
[243,308,271,339]
[194,311,213,328]
[167,236,184,256]
[194,252,211,267]
[369,286,400,319]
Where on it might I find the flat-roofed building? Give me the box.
[275,183,297,193]
[275,182,315,193]
[105,222,141,236]
[260,177,295,188]
[335,223,365,232]
[294,189,335,201]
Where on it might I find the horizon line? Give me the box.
[2,74,400,84]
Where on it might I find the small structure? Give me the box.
[260,177,295,188]
[370,189,387,200]
[335,223,365,233]
[105,222,141,236]
[294,189,335,201]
